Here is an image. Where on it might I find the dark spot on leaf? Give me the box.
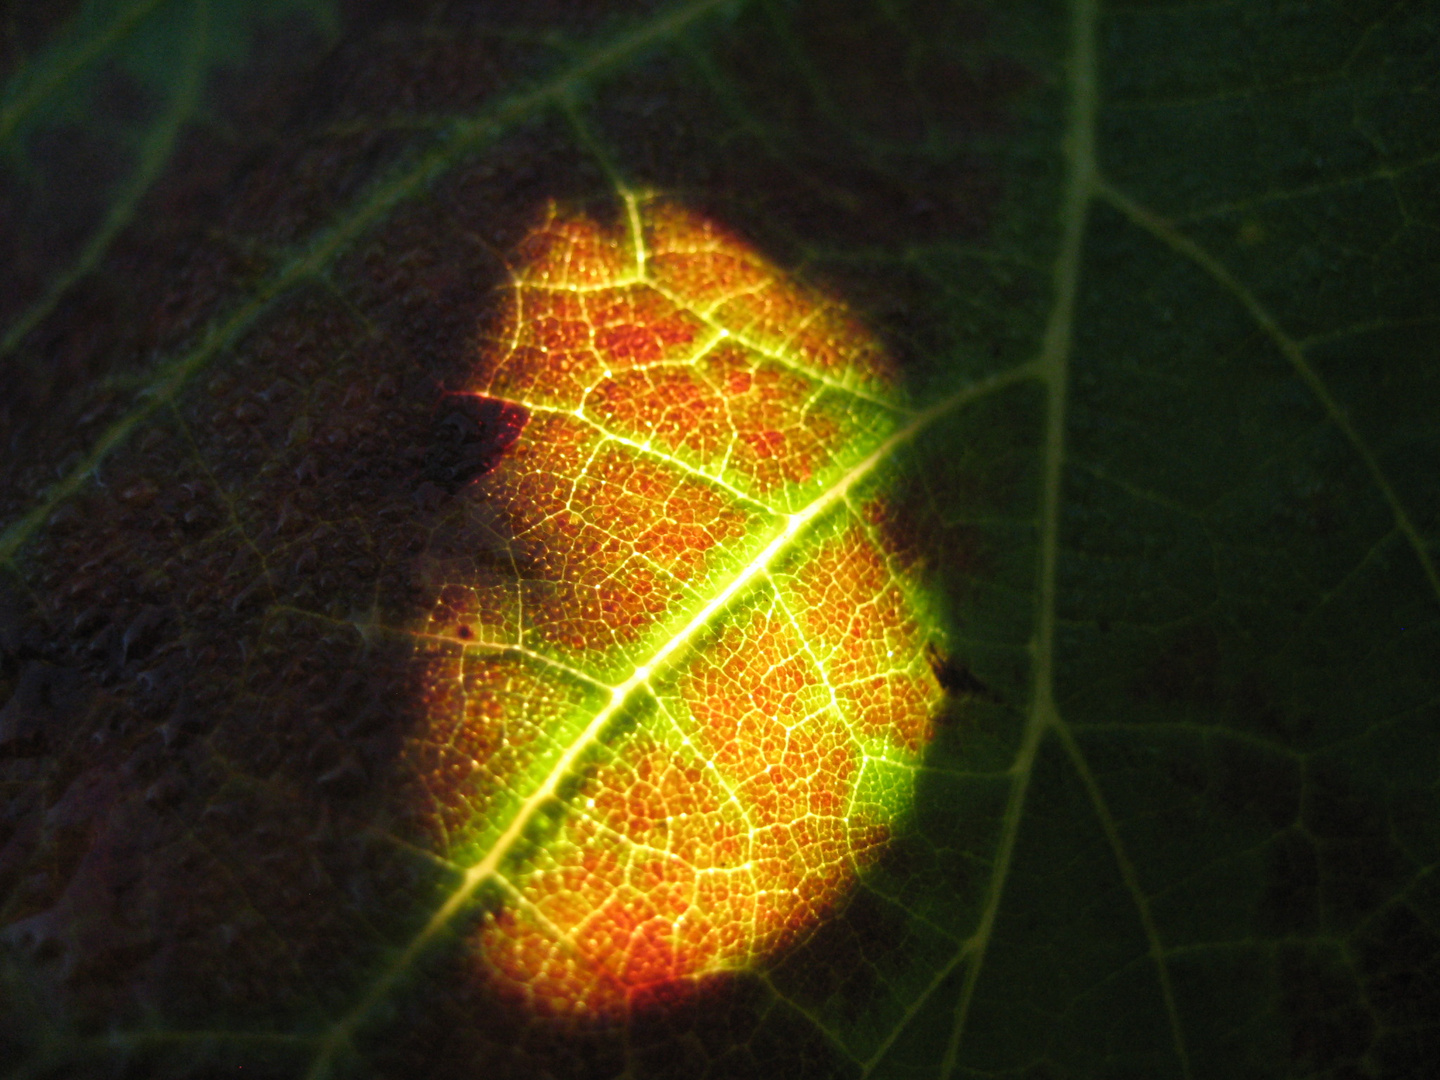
[423,396,528,492]
[925,641,995,701]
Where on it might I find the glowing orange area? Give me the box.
[411,197,940,1020]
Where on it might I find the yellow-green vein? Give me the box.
[301,362,1031,1080]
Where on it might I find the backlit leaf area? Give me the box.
[408,194,961,1019]
[1,2,1438,1080]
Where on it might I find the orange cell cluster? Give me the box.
[642,203,893,393]
[411,198,939,1020]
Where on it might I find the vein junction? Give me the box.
[333,197,1021,1049]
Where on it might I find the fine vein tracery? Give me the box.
[317,192,1020,1051]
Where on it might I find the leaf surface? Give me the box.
[0,0,339,362]
[1,2,1437,1079]
[405,194,939,1003]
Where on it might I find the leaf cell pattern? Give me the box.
[408,198,942,1018]
[3,0,1438,1076]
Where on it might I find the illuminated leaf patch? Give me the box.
[9,2,1432,1075]
[407,197,946,1018]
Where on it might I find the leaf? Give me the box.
[2,1,1438,1079]
[397,194,967,1021]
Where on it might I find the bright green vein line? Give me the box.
[302,361,1035,1080]
[1095,177,1440,610]
[0,0,169,146]
[0,0,740,568]
[0,0,211,366]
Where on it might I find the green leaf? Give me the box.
[1,2,1437,1078]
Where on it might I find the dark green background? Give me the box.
[1,1,1436,1077]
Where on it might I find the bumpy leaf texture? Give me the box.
[1,2,1438,1080]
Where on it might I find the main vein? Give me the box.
[304,362,1033,1078]
[931,0,1099,1076]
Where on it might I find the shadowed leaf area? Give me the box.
[1,1,1437,1078]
